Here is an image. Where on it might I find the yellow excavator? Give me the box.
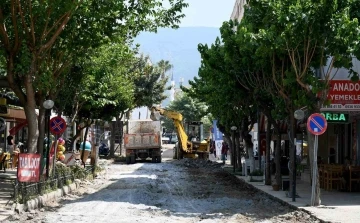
[150,106,209,159]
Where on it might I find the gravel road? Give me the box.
[6,146,320,223]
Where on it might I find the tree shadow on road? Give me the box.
[43,160,319,222]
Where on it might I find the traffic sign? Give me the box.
[307,113,327,135]
[49,116,67,135]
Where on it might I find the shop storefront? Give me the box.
[317,112,352,165]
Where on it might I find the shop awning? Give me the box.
[9,120,28,135]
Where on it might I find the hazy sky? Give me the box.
[179,0,235,27]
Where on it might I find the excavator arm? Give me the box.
[150,107,191,153]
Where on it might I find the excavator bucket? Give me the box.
[150,110,161,121]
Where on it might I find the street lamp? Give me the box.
[230,126,237,173]
[293,109,304,202]
[43,99,54,178]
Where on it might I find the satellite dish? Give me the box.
[294,110,305,120]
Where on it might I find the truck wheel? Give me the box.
[130,155,135,164]
[173,146,177,159]
[152,156,156,163]
[126,156,131,164]
[157,156,162,163]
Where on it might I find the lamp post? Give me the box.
[293,109,304,202]
[43,99,54,178]
[231,126,237,173]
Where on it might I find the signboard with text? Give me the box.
[322,80,360,110]
[17,153,41,182]
[321,112,349,123]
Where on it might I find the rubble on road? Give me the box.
[6,159,322,223]
[174,158,223,169]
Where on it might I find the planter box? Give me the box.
[247,175,263,182]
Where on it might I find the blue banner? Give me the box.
[212,120,223,141]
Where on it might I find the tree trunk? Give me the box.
[236,132,242,170]
[265,120,271,185]
[110,121,115,157]
[223,135,232,165]
[91,125,98,176]
[24,103,39,153]
[116,117,124,156]
[37,105,46,155]
[308,129,321,206]
[275,132,281,186]
[289,110,295,197]
[81,126,89,167]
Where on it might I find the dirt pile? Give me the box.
[174,158,223,169]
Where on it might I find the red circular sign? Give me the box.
[307,113,327,135]
[49,116,67,135]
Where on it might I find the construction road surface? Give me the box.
[6,145,320,223]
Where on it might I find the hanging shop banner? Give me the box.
[212,120,223,141]
[17,153,41,182]
[322,80,360,111]
[215,140,223,157]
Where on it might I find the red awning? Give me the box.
[9,120,28,135]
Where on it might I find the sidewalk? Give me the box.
[0,169,16,222]
[236,175,360,223]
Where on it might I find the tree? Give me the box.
[0,0,188,153]
[186,38,258,171]
[157,60,172,79]
[232,0,360,205]
[133,56,170,108]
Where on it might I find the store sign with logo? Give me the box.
[17,153,41,182]
[321,112,349,123]
[322,80,360,111]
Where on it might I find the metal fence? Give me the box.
[14,166,93,204]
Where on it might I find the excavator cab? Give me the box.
[185,121,204,142]
[185,121,209,159]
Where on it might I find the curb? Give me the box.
[14,181,81,214]
[233,175,329,223]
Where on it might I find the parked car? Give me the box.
[162,137,170,144]
[168,135,178,144]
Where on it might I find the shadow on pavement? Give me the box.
[42,159,310,222]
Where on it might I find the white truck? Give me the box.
[124,120,162,164]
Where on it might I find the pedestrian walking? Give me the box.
[224,142,229,159]
[221,142,227,164]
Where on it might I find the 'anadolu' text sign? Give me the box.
[322,80,360,110]
[17,153,41,182]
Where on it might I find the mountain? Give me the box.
[134,27,221,86]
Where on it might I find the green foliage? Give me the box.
[133,56,170,108]
[0,0,188,153]
[70,165,89,180]
[238,0,360,112]
[187,34,257,135]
